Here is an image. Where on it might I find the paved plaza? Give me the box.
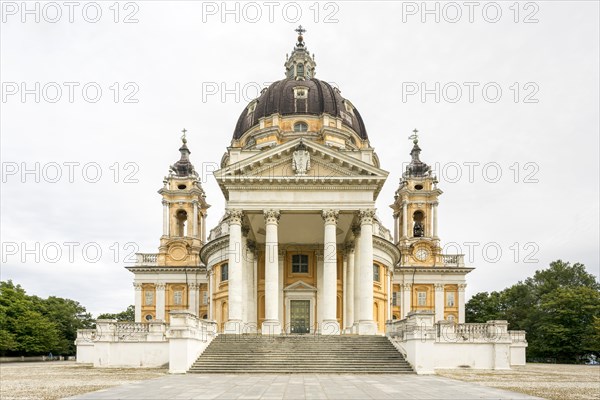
[67,373,540,400]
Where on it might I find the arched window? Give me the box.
[294,122,308,132]
[176,210,188,237]
[413,210,424,237]
[297,63,304,76]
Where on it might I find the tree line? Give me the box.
[2,260,599,360]
[0,280,133,356]
[466,260,600,363]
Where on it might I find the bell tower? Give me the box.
[391,130,442,266]
[157,130,210,267]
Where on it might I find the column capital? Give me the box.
[133,282,143,290]
[247,239,257,253]
[226,209,244,225]
[192,199,199,205]
[402,283,412,290]
[162,199,170,206]
[358,209,376,225]
[458,283,467,292]
[189,282,200,290]
[434,283,445,291]
[432,201,439,207]
[156,283,166,290]
[263,209,280,225]
[322,209,339,225]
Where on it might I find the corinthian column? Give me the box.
[358,209,377,335]
[345,243,355,331]
[225,209,243,333]
[262,209,281,335]
[458,284,467,323]
[352,223,361,333]
[133,283,142,323]
[434,283,445,322]
[402,200,408,239]
[322,209,340,334]
[155,283,166,321]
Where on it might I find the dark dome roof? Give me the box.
[232,78,368,140]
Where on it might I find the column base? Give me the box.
[224,320,243,334]
[357,320,378,335]
[261,320,281,335]
[321,320,341,335]
[351,322,359,334]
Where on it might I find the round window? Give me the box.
[145,314,153,321]
[177,184,187,190]
[415,184,423,190]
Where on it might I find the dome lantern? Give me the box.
[285,25,316,80]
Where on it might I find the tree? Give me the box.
[0,280,94,356]
[466,260,600,363]
[97,305,135,322]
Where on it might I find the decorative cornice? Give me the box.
[395,266,475,274]
[373,235,401,265]
[126,266,206,273]
[199,234,230,265]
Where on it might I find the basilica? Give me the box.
[127,28,471,336]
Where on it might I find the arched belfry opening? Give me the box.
[413,210,424,237]
[176,210,188,237]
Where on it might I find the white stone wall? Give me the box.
[386,312,527,374]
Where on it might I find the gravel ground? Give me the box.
[436,363,600,400]
[1,362,597,400]
[0,362,166,400]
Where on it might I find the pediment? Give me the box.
[214,138,388,182]
[283,280,317,292]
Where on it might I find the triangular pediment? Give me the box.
[214,138,388,181]
[284,280,317,292]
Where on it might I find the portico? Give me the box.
[211,205,386,335]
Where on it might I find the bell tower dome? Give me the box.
[391,130,443,265]
[157,129,210,267]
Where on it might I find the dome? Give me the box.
[232,78,368,140]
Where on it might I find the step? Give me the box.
[189,335,414,374]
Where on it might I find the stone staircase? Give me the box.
[189,335,414,373]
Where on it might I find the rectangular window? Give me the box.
[373,264,380,282]
[221,263,229,282]
[392,292,397,306]
[446,292,455,307]
[291,254,309,273]
[144,291,153,306]
[174,290,183,305]
[417,291,427,306]
[202,291,208,305]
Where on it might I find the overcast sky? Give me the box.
[1,1,598,316]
